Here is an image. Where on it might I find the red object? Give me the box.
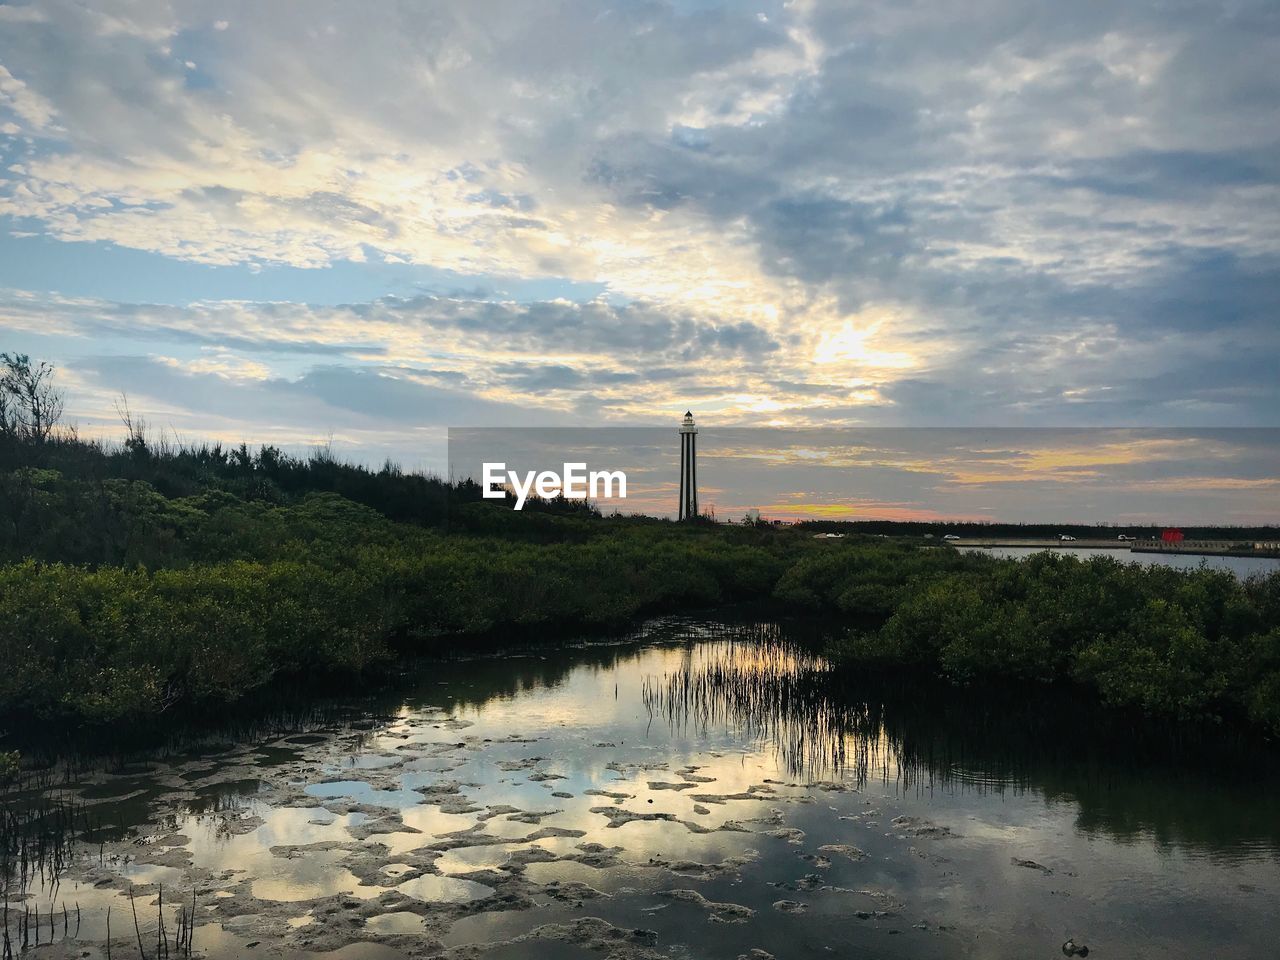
[1161,528,1184,543]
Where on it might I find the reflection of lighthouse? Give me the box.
[678,411,698,521]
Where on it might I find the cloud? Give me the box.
[0,0,1276,449]
[0,62,57,130]
[445,426,1280,522]
[68,353,554,467]
[0,288,787,443]
[0,288,778,364]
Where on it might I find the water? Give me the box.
[961,545,1280,577]
[4,617,1279,959]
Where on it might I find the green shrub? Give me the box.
[0,750,18,782]
[1,444,1277,736]
[1072,599,1231,719]
[819,555,1279,731]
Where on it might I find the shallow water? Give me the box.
[4,616,1279,959]
[962,544,1280,577]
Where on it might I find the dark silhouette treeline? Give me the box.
[0,425,610,564]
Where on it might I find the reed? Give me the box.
[2,765,197,959]
[122,884,196,960]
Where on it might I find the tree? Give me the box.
[1,352,64,443]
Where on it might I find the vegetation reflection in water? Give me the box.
[3,615,1280,960]
[642,621,1280,855]
[642,630,867,783]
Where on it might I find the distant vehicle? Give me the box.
[1117,534,1135,541]
[942,534,961,541]
[1058,534,1078,541]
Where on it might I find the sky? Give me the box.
[1,1,1278,493]
[449,427,1280,524]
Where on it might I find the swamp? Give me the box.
[4,614,1279,959]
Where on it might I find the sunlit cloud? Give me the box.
[811,313,919,372]
[1124,477,1280,492]
[753,500,989,523]
[0,0,1276,467]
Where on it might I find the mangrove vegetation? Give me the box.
[0,355,1277,742]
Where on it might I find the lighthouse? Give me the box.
[678,411,698,521]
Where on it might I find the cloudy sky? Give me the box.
[1,0,1278,474]
[450,427,1280,523]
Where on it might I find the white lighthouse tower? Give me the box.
[678,411,698,521]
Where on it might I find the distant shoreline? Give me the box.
[951,538,1131,549]
[951,537,1280,558]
